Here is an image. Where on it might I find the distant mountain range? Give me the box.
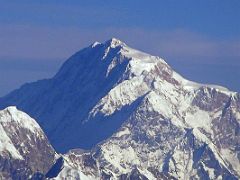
[0,38,239,179]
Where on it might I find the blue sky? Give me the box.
[0,0,240,95]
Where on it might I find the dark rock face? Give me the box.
[192,87,230,111]
[45,157,64,179]
[119,168,149,180]
[2,126,55,174]
[0,157,32,180]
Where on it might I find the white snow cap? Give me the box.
[104,38,127,48]
[0,106,42,133]
[91,41,101,48]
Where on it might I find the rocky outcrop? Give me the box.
[0,107,56,179]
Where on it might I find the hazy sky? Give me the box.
[0,0,240,96]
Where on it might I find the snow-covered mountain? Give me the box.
[0,38,239,179]
[0,106,56,179]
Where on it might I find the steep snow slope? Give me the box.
[0,106,56,179]
[48,83,240,179]
[0,38,239,179]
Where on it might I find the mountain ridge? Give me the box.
[0,38,239,179]
[0,38,237,151]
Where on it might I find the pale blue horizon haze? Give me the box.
[0,0,240,96]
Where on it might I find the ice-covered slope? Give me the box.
[0,38,239,179]
[0,106,56,179]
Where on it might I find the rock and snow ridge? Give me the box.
[0,38,239,179]
[0,106,56,179]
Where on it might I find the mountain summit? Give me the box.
[0,38,174,151]
[0,38,239,179]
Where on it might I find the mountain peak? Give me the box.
[91,41,101,48]
[4,106,17,112]
[0,38,239,179]
[104,37,126,48]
